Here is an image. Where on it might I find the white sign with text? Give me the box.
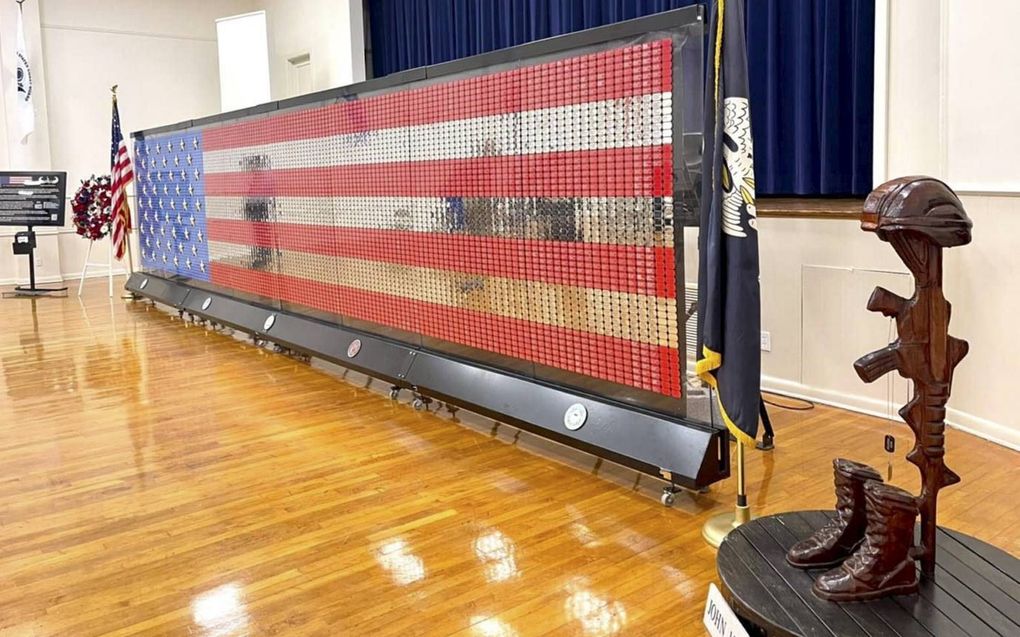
[703,583,750,637]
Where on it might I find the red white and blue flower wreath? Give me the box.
[71,175,113,241]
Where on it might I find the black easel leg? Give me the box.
[27,238,37,290]
[757,396,775,451]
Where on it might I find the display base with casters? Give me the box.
[125,272,731,491]
[3,227,67,299]
[716,511,1020,637]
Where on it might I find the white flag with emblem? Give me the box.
[15,5,35,142]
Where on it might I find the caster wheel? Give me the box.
[661,491,676,507]
[412,398,426,411]
[389,387,400,400]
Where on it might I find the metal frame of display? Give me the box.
[127,6,729,490]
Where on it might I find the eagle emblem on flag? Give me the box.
[720,97,757,239]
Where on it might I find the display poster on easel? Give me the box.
[0,171,67,227]
[2,171,69,298]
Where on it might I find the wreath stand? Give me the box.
[77,237,115,298]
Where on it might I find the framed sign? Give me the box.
[0,171,67,227]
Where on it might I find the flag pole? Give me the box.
[112,85,136,278]
[702,439,752,548]
[111,84,138,299]
[697,0,758,549]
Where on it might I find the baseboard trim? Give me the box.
[0,274,65,286]
[60,269,129,282]
[761,375,1018,452]
[761,375,904,423]
[1,270,129,287]
[945,407,1020,452]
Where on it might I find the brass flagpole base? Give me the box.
[703,439,752,548]
[702,502,752,548]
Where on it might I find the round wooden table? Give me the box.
[716,511,1020,636]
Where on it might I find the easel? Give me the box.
[2,226,68,298]
[78,236,116,298]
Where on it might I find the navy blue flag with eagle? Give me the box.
[697,0,761,446]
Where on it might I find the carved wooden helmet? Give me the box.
[861,176,972,248]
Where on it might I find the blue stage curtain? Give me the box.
[367,0,874,196]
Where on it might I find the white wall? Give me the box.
[757,0,1020,451]
[0,0,254,286]
[216,11,272,111]
[259,0,365,100]
[944,1,1020,191]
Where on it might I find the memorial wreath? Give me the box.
[71,175,113,241]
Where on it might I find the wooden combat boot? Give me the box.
[812,480,919,601]
[786,458,882,569]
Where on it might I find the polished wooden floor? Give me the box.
[1,279,1017,636]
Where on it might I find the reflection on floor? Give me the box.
[1,279,1017,636]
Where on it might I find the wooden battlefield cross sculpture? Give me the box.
[853,176,973,578]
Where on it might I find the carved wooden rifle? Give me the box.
[853,176,972,578]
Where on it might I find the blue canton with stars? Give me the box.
[134,131,209,281]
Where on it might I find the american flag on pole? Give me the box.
[111,94,134,261]
[135,40,683,399]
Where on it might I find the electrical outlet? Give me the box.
[760,331,771,352]
[34,253,43,269]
